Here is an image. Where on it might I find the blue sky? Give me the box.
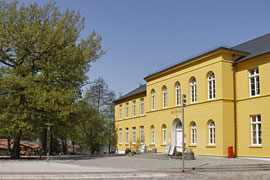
[14,0,270,97]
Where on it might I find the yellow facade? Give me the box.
[114,34,270,157]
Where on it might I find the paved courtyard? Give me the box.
[0,154,270,179]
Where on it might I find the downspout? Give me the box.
[232,55,237,157]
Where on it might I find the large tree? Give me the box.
[0,0,105,158]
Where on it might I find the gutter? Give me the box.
[232,55,237,157]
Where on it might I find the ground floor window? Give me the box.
[151,126,155,144]
[163,125,167,144]
[132,127,136,144]
[125,128,129,144]
[119,129,122,144]
[140,126,144,144]
[208,121,215,145]
[251,115,262,145]
[191,122,197,144]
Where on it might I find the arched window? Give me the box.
[151,90,155,110]
[151,126,155,144]
[163,86,167,108]
[191,122,197,144]
[163,125,167,144]
[176,82,181,106]
[190,78,197,103]
[208,121,215,145]
[208,72,215,100]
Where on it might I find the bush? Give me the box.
[176,152,182,157]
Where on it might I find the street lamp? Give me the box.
[45,123,53,162]
[182,94,187,172]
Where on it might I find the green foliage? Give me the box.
[0,0,105,157]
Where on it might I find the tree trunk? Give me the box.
[13,131,22,159]
[42,128,47,155]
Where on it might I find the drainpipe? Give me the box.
[232,55,237,157]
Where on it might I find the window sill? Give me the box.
[206,145,216,148]
[160,144,167,146]
[149,144,155,146]
[119,144,122,146]
[189,144,197,147]
[250,95,260,98]
[250,145,262,148]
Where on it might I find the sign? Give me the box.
[164,145,170,154]
[140,144,146,153]
[171,109,181,114]
[169,145,175,156]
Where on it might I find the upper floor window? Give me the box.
[251,115,262,146]
[163,125,167,144]
[190,78,197,103]
[176,82,181,106]
[140,98,144,115]
[163,86,167,108]
[208,121,215,145]
[208,72,215,100]
[249,68,260,97]
[119,105,122,120]
[126,103,129,118]
[140,126,144,144]
[151,90,156,110]
[132,101,136,117]
[132,127,136,144]
[191,122,197,144]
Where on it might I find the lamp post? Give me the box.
[45,123,53,162]
[182,94,187,172]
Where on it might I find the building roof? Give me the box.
[114,84,146,103]
[231,33,270,63]
[115,34,270,102]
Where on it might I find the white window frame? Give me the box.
[119,129,122,144]
[249,68,260,97]
[191,122,197,144]
[191,78,197,103]
[208,121,215,145]
[163,87,167,108]
[208,72,215,100]
[126,103,129,118]
[163,125,167,144]
[176,83,181,106]
[125,128,129,144]
[151,126,155,144]
[119,105,122,120]
[132,127,136,144]
[140,126,144,144]
[251,115,262,146]
[133,101,136,117]
[152,90,155,110]
[140,98,144,115]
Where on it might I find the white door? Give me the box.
[176,129,182,147]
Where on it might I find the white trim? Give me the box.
[151,90,155,110]
[249,68,260,97]
[140,98,144,115]
[176,83,181,106]
[191,122,197,144]
[251,115,262,146]
[151,126,155,144]
[208,72,215,100]
[132,127,136,144]
[190,78,197,103]
[208,121,215,145]
[163,87,167,108]
[132,100,136,117]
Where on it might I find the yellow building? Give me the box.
[114,34,270,157]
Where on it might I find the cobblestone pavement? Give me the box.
[0,155,270,179]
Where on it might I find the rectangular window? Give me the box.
[249,68,260,97]
[132,127,136,144]
[126,103,129,118]
[125,128,129,144]
[251,115,262,146]
[133,101,136,117]
[119,105,122,120]
[119,129,122,144]
[140,126,144,144]
[152,91,155,110]
[140,98,144,115]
